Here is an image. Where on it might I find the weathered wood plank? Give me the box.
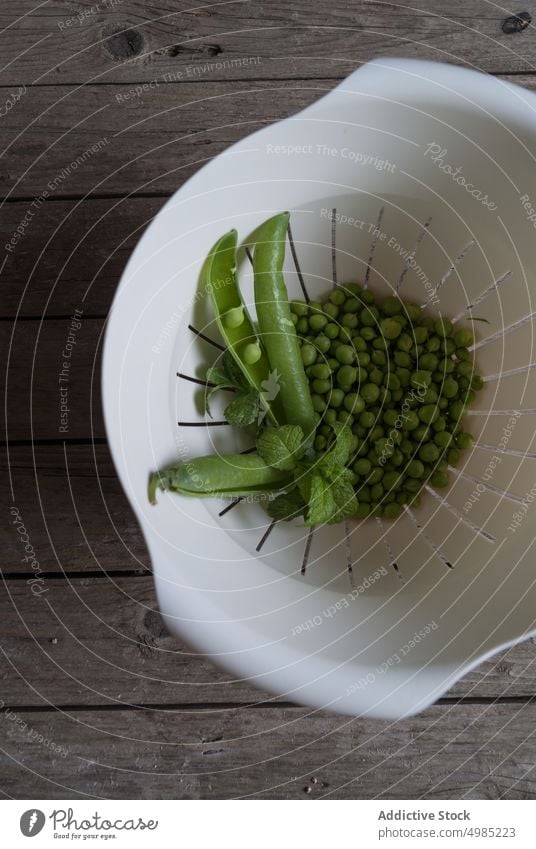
[1,0,535,86]
[1,318,104,440]
[2,575,536,706]
[1,444,148,573]
[3,75,536,201]
[0,197,162,317]
[2,701,536,799]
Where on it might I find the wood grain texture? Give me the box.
[1,0,536,86]
[2,701,536,799]
[0,197,163,317]
[1,445,148,573]
[2,75,536,201]
[1,318,104,440]
[2,575,536,706]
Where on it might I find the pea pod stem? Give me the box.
[252,212,317,442]
[202,229,284,424]
[149,453,290,503]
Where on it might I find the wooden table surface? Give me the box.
[2,0,536,800]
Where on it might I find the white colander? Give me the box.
[103,58,536,719]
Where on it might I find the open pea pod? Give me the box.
[202,229,285,424]
[149,453,290,504]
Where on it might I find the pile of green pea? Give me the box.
[289,283,484,519]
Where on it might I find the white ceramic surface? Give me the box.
[102,58,536,718]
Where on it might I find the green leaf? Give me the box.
[318,423,353,476]
[328,468,358,523]
[206,366,232,386]
[256,424,305,471]
[224,391,260,426]
[303,473,337,526]
[222,349,249,388]
[267,488,306,521]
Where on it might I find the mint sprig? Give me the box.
[260,421,356,525]
[205,350,261,426]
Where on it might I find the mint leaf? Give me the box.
[318,422,353,476]
[328,468,358,523]
[224,391,259,426]
[223,349,249,388]
[302,472,337,526]
[206,366,232,386]
[267,488,306,521]
[256,425,305,471]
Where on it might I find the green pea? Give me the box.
[384,502,402,519]
[394,351,411,368]
[431,470,449,488]
[419,442,440,463]
[353,503,370,518]
[361,306,379,327]
[400,438,414,455]
[290,300,308,316]
[396,333,413,352]
[309,313,328,332]
[328,388,345,407]
[362,383,380,403]
[370,425,384,442]
[383,409,398,427]
[296,317,309,334]
[471,374,484,391]
[360,326,376,341]
[382,296,402,316]
[323,302,339,319]
[413,424,431,441]
[383,470,402,490]
[432,415,446,432]
[406,459,425,478]
[314,435,327,451]
[344,297,361,313]
[336,344,356,365]
[372,350,387,366]
[375,437,395,458]
[418,404,440,424]
[411,370,432,389]
[404,478,421,493]
[341,312,358,329]
[453,328,474,348]
[413,326,428,344]
[301,344,317,366]
[401,410,420,430]
[325,322,339,339]
[381,318,402,339]
[314,335,330,354]
[329,288,346,305]
[353,336,367,352]
[354,458,372,476]
[456,347,471,361]
[358,485,371,503]
[447,447,460,465]
[344,392,365,414]
[356,351,371,366]
[456,431,473,450]
[419,352,439,371]
[449,400,465,423]
[368,467,384,485]
[337,365,357,386]
[371,483,384,500]
[426,336,441,352]
[360,411,376,429]
[312,378,331,394]
[324,409,337,425]
[311,394,325,413]
[243,342,262,364]
[369,368,383,386]
[434,431,451,449]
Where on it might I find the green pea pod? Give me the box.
[202,229,284,424]
[252,212,316,441]
[149,453,290,504]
